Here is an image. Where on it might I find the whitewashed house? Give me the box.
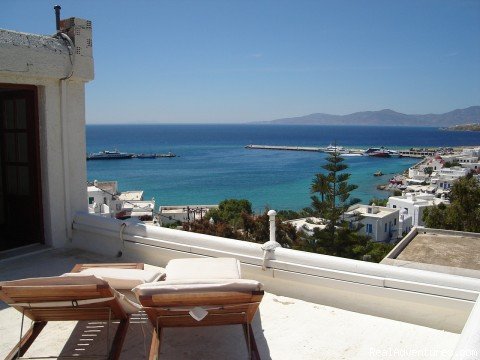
[284,217,327,236]
[344,204,400,242]
[387,193,449,227]
[88,181,154,219]
[159,205,218,225]
[430,167,470,191]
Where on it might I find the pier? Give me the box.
[245,145,440,158]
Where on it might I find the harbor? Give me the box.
[245,144,443,158]
[86,150,176,160]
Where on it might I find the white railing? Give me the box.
[72,212,480,334]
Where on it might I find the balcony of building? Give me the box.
[1,213,479,359]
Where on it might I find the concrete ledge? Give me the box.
[72,212,480,332]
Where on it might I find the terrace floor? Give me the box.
[0,247,460,359]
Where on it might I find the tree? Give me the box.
[311,173,329,202]
[206,199,253,229]
[423,175,480,232]
[310,152,360,240]
[369,197,388,206]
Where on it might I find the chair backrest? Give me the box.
[139,290,264,327]
[0,275,127,321]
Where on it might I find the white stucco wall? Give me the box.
[0,25,93,248]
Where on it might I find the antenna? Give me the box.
[54,5,61,32]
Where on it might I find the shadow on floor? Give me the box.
[59,311,270,359]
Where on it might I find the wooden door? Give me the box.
[0,88,43,251]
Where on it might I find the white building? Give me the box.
[284,217,327,236]
[159,205,219,225]
[398,209,413,237]
[88,180,154,219]
[430,167,470,191]
[460,147,480,157]
[344,204,400,243]
[387,193,449,227]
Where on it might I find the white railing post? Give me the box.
[268,209,277,243]
[261,210,280,270]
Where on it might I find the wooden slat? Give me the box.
[150,312,249,328]
[3,284,106,301]
[149,327,162,360]
[71,263,144,273]
[145,291,259,307]
[108,317,130,360]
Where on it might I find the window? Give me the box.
[366,224,372,233]
[394,218,397,225]
[88,197,94,205]
[384,223,387,232]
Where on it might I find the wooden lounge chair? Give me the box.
[0,263,150,360]
[134,258,264,360]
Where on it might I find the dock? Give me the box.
[245,145,324,152]
[245,145,440,158]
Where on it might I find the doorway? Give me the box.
[0,85,43,251]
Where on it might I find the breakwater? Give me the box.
[245,144,437,158]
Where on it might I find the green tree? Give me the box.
[423,175,480,232]
[303,152,398,262]
[206,199,253,229]
[369,198,388,206]
[311,173,329,202]
[310,152,360,240]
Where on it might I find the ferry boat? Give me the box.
[325,144,346,153]
[364,147,391,158]
[86,150,133,160]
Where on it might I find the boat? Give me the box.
[364,147,391,158]
[135,153,156,159]
[374,171,383,177]
[156,152,176,158]
[86,150,133,160]
[325,144,346,153]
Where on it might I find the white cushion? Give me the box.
[133,278,263,297]
[116,289,142,314]
[166,258,241,280]
[62,268,165,290]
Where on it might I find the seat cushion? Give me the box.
[166,257,241,280]
[62,268,165,290]
[133,278,263,297]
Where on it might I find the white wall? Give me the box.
[72,212,480,333]
[0,26,93,248]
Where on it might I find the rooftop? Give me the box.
[0,248,462,360]
[345,204,398,218]
[382,228,480,278]
[118,191,144,201]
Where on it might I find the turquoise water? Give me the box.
[86,125,478,212]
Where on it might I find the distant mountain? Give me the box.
[260,106,480,127]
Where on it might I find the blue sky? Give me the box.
[2,0,480,124]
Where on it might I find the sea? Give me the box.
[86,125,479,213]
